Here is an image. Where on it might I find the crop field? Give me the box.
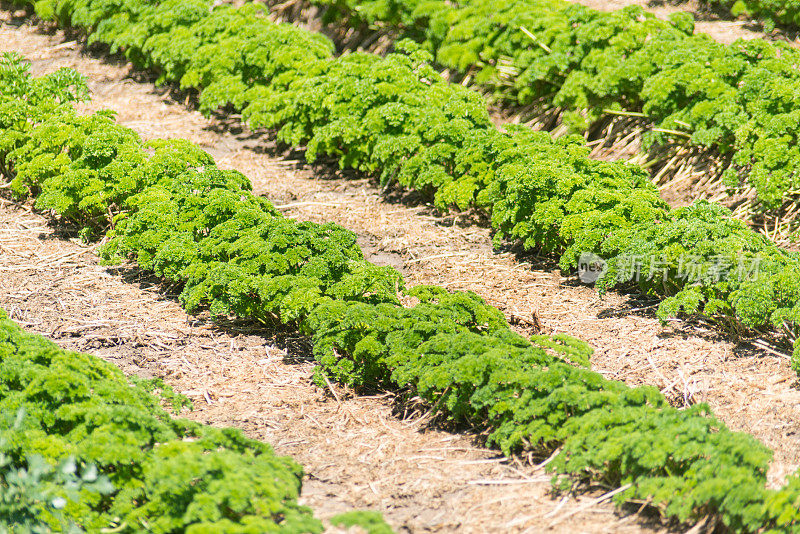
[4,0,800,532]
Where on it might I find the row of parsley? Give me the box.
[4,52,800,532]
[298,0,800,216]
[14,0,800,369]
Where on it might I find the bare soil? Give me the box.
[2,10,800,533]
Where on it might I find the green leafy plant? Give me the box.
[330,511,393,534]
[0,308,328,533]
[0,407,114,534]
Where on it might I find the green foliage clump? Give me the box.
[0,52,87,180]
[330,511,393,534]
[102,165,403,327]
[0,309,324,533]
[1,416,113,534]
